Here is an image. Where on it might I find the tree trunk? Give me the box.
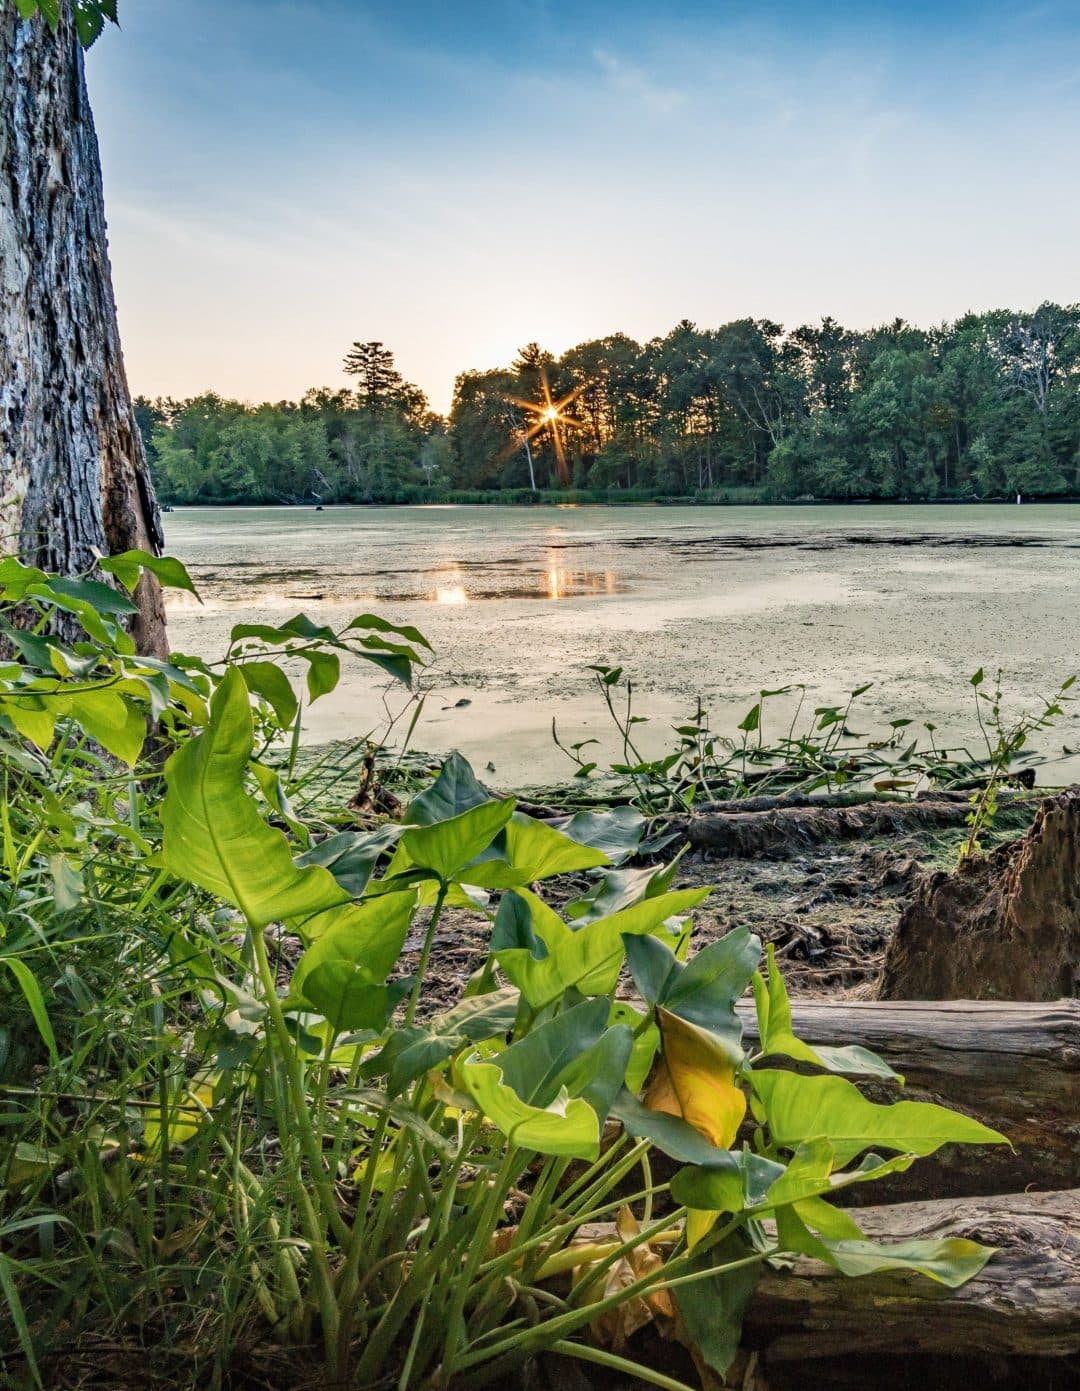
[0,4,166,655]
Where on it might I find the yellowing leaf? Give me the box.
[143,1082,214,1153]
[647,1008,746,1151]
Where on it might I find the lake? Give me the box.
[162,503,1080,789]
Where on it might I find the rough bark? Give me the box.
[682,798,983,858]
[880,788,1080,1000]
[736,997,1080,1199]
[0,4,166,654]
[743,1189,1080,1364]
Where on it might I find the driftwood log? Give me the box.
[744,1189,1080,1381]
[734,997,1080,1199]
[683,798,987,858]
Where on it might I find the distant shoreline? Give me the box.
[160,492,1080,510]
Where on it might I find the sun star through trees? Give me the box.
[506,367,588,486]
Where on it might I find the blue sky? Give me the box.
[89,1,1080,412]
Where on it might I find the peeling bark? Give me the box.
[1,5,166,654]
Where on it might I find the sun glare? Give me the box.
[505,369,590,486]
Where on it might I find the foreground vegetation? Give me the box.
[141,304,1080,506]
[0,556,1021,1388]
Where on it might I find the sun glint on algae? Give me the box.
[0,551,1006,1389]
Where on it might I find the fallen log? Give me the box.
[735,997,1080,1199]
[744,1189,1080,1371]
[683,798,984,857]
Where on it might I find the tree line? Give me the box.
[139,305,1080,506]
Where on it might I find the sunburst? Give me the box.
[506,368,588,486]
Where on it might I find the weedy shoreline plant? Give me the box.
[0,553,1009,1390]
[556,662,1077,817]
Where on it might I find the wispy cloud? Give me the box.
[593,48,686,114]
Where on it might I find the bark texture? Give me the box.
[743,1189,1080,1364]
[681,797,983,858]
[736,997,1080,1199]
[0,5,166,654]
[880,788,1080,1000]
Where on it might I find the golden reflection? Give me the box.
[434,583,468,605]
[545,561,617,601]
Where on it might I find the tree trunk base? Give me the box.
[880,789,1080,1000]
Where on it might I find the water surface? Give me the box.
[163,504,1080,787]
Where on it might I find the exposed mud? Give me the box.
[404,808,1036,1017]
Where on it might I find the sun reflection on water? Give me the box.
[426,564,618,602]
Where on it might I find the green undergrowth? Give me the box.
[0,554,1018,1390]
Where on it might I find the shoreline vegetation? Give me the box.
[162,490,1080,508]
[139,304,1080,509]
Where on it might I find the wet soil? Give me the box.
[405,816,1004,1017]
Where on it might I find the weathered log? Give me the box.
[735,997,1080,1198]
[684,798,982,857]
[881,788,1080,1001]
[743,1189,1080,1368]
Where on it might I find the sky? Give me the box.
[89,0,1080,414]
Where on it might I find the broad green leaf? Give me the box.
[672,1232,762,1379]
[67,688,146,765]
[345,612,432,650]
[238,661,298,728]
[671,1148,786,1217]
[300,967,410,1033]
[492,886,710,1009]
[161,668,350,926]
[399,797,515,882]
[793,1194,865,1240]
[753,944,900,1081]
[760,1138,914,1209]
[291,890,417,996]
[460,999,626,1157]
[300,649,340,701]
[547,805,646,863]
[752,1069,1008,1166]
[494,998,610,1104]
[99,550,198,598]
[461,812,610,887]
[404,751,492,825]
[461,1065,599,1157]
[295,824,402,898]
[3,698,56,750]
[626,926,760,1047]
[42,576,137,616]
[775,1204,995,1287]
[0,558,47,600]
[363,987,518,1096]
[565,846,687,923]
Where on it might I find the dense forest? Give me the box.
[139,304,1080,505]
